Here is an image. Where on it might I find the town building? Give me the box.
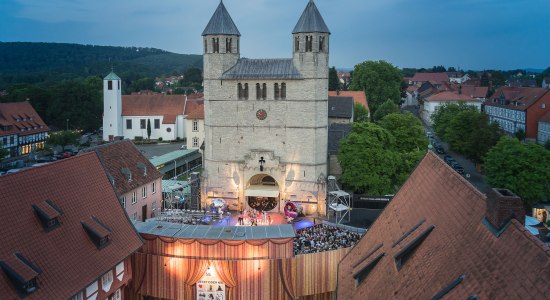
[543,77,550,89]
[409,72,449,88]
[422,91,483,124]
[102,72,199,142]
[0,153,142,299]
[328,90,368,113]
[485,87,550,140]
[0,101,49,158]
[82,140,164,221]
[201,1,330,215]
[337,152,550,299]
[183,94,205,150]
[328,96,353,125]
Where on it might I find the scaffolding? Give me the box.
[327,176,351,224]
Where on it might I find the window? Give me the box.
[167,127,172,133]
[132,212,137,220]
[262,83,267,99]
[274,83,280,100]
[154,119,160,129]
[294,36,300,52]
[126,119,132,130]
[212,38,219,53]
[193,120,198,132]
[542,103,547,109]
[140,119,146,129]
[204,39,207,53]
[193,137,199,147]
[244,83,249,99]
[142,186,147,198]
[108,80,113,90]
[306,35,313,52]
[121,196,126,208]
[118,81,120,90]
[101,271,113,290]
[256,83,261,100]
[281,83,286,99]
[319,36,325,52]
[152,182,156,194]
[70,292,84,300]
[132,192,137,204]
[238,83,243,99]
[226,38,232,53]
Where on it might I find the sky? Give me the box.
[0,0,549,71]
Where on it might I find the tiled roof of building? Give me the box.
[80,140,163,196]
[184,98,204,120]
[221,59,303,80]
[328,91,369,111]
[425,91,480,102]
[292,0,330,34]
[0,153,142,299]
[0,101,49,136]
[202,1,240,36]
[328,96,353,119]
[485,86,550,111]
[337,152,550,299]
[410,72,449,84]
[121,94,186,124]
[460,85,489,98]
[328,123,352,155]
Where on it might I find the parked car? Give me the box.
[435,145,446,154]
[444,155,455,164]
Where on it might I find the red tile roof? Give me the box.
[0,153,143,299]
[328,91,369,112]
[122,94,186,124]
[410,72,449,84]
[486,87,550,111]
[425,91,479,102]
[81,140,163,196]
[0,101,49,136]
[185,98,205,120]
[337,152,550,299]
[460,85,489,98]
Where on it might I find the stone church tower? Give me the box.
[202,0,330,216]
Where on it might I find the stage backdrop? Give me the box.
[128,240,350,300]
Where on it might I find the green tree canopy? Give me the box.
[485,137,550,206]
[379,113,428,153]
[372,99,399,122]
[47,130,80,151]
[431,103,477,138]
[329,66,339,91]
[183,67,203,84]
[0,141,8,160]
[349,60,402,116]
[353,103,370,123]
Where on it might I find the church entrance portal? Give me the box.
[246,175,279,212]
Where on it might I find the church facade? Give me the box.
[202,1,330,216]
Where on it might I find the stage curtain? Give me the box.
[128,253,148,297]
[278,258,297,300]
[213,260,238,299]
[183,259,209,299]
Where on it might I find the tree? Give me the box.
[372,99,399,122]
[183,67,203,84]
[353,103,369,122]
[349,60,402,115]
[514,128,526,141]
[431,103,477,138]
[0,141,8,160]
[328,66,339,91]
[379,113,428,153]
[485,137,550,206]
[147,119,152,140]
[545,140,550,151]
[47,130,80,151]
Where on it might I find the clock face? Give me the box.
[256,109,267,120]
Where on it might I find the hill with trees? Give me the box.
[0,42,202,89]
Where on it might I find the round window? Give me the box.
[167,127,172,132]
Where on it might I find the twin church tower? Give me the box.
[202,0,331,216]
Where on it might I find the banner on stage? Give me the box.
[196,267,225,300]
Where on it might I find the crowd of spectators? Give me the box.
[293,224,362,255]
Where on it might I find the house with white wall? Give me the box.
[183,95,205,150]
[422,91,482,124]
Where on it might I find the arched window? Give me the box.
[262,83,267,100]
[213,38,219,53]
[274,83,280,100]
[256,83,261,100]
[319,36,325,52]
[244,83,249,99]
[306,36,313,52]
[204,39,207,53]
[294,36,300,52]
[226,38,232,53]
[238,83,243,99]
[281,83,286,99]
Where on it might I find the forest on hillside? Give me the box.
[0,42,202,88]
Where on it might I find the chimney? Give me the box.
[486,188,525,230]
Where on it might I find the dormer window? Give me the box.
[32,200,63,232]
[81,216,112,249]
[137,162,147,176]
[0,253,42,296]
[394,225,435,270]
[121,168,132,182]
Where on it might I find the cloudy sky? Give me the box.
[1,0,549,70]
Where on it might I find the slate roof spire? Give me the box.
[293,0,330,34]
[202,0,241,36]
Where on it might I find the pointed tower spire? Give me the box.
[293,0,330,34]
[202,1,241,36]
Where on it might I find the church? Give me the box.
[202,0,330,216]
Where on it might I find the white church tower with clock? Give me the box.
[202,0,330,216]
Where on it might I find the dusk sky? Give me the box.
[1,0,549,71]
